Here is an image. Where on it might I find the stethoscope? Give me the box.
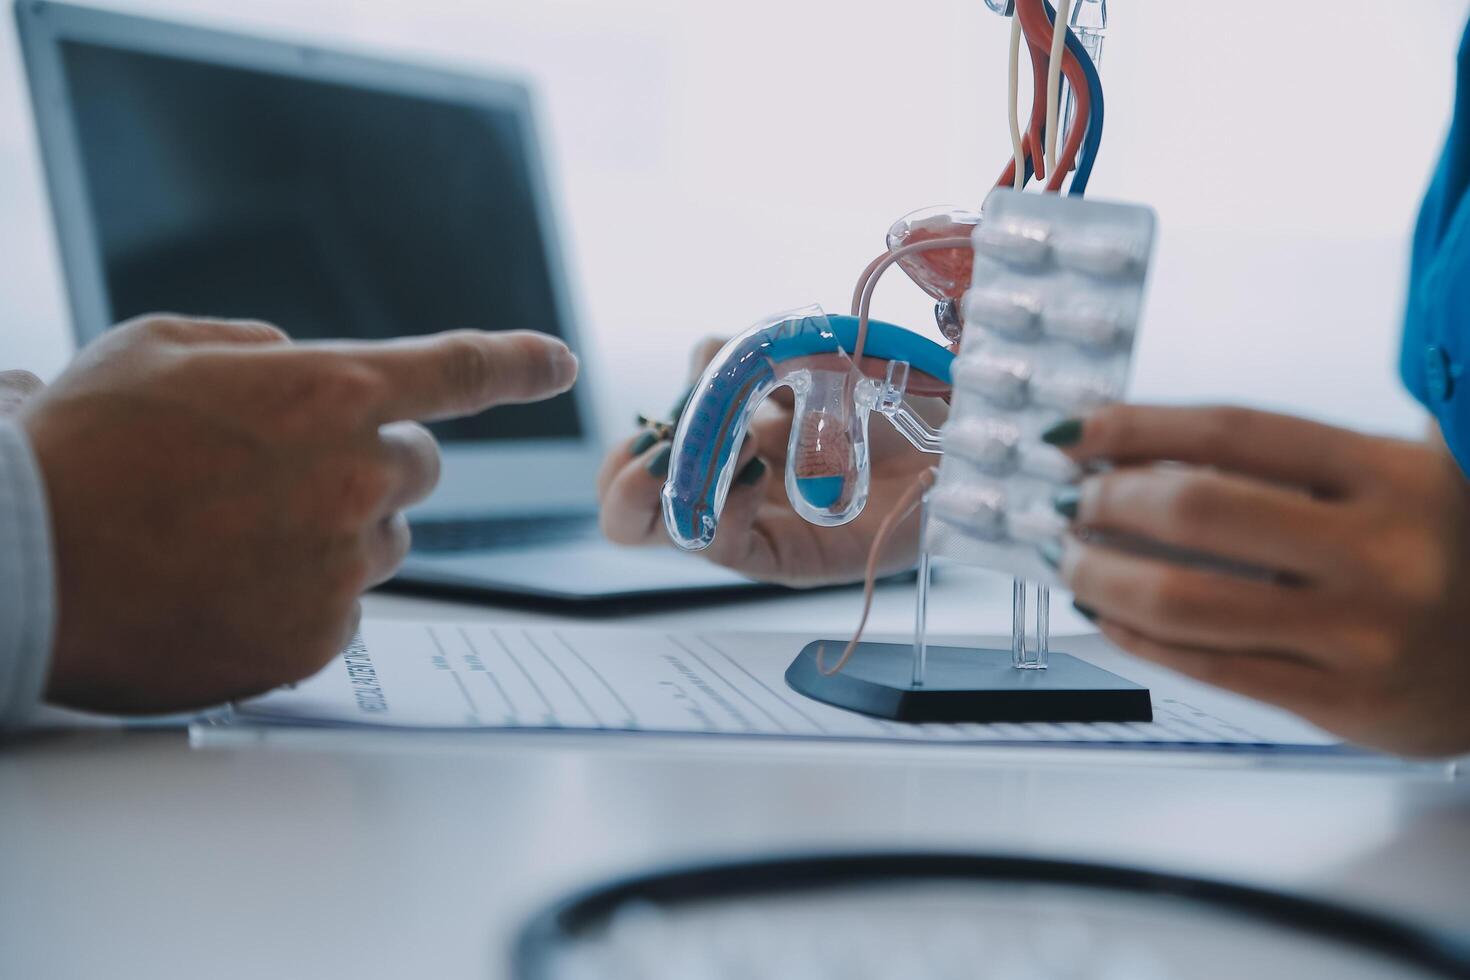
[514,852,1470,980]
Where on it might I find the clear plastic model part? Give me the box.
[787,365,870,523]
[909,494,1053,685]
[1069,0,1108,57]
[1064,0,1107,139]
[1012,579,1050,669]
[885,207,984,304]
[658,0,1125,681]
[661,307,955,552]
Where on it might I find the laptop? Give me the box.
[16,0,775,606]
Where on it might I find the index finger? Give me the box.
[1049,404,1365,495]
[326,330,578,423]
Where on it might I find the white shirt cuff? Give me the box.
[0,420,55,729]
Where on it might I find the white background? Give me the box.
[2,0,1467,438]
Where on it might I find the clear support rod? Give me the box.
[913,551,931,688]
[1010,578,1051,670]
[1038,584,1050,660]
[1011,579,1026,668]
[912,494,934,688]
[1062,0,1107,144]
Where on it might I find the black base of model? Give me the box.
[786,641,1152,724]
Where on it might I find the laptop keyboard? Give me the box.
[409,513,602,553]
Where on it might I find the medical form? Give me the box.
[209,619,1354,755]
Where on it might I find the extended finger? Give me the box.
[364,511,413,587]
[1063,537,1328,656]
[1096,619,1328,717]
[117,315,291,346]
[316,330,578,423]
[1066,466,1342,577]
[1050,404,1367,496]
[378,422,442,512]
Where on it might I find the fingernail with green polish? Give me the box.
[630,431,658,456]
[1039,540,1063,570]
[646,443,673,479]
[1053,488,1081,520]
[1041,418,1084,447]
[735,458,767,487]
[1072,601,1099,623]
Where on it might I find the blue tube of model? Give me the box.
[661,306,954,551]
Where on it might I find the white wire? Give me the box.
[1007,12,1026,191]
[1044,0,1073,178]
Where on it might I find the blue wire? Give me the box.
[1039,0,1104,196]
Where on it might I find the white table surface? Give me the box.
[2,568,1467,980]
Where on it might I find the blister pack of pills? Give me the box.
[926,189,1158,584]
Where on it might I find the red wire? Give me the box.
[996,0,1091,194]
[997,35,1051,189]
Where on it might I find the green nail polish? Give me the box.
[630,431,658,456]
[646,443,673,479]
[1039,540,1063,570]
[735,458,767,487]
[1053,488,1080,520]
[1073,601,1099,623]
[1042,418,1084,447]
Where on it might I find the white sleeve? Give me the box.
[0,420,55,729]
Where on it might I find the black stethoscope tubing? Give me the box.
[514,852,1470,980]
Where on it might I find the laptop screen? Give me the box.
[54,39,582,445]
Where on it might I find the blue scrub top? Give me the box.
[1402,20,1470,473]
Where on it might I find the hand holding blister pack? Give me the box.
[928,189,1157,586]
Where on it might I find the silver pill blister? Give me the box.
[1043,304,1133,351]
[930,485,1008,542]
[1030,371,1116,413]
[952,353,1032,409]
[972,220,1052,270]
[963,289,1044,341]
[943,418,1022,474]
[1053,233,1146,278]
[926,189,1157,585]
